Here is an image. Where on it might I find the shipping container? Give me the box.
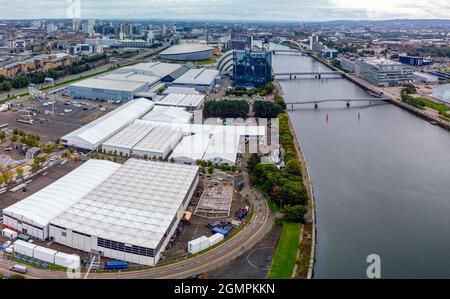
[54,252,80,269]
[2,228,18,240]
[33,246,57,264]
[13,240,37,257]
[208,233,224,246]
[188,236,210,254]
[105,260,128,270]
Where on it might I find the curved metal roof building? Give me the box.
[159,43,214,61]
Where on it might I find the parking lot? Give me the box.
[1,92,119,143]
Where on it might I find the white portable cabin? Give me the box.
[2,228,18,239]
[188,236,209,254]
[33,246,57,264]
[13,240,37,257]
[54,252,80,269]
[208,233,224,246]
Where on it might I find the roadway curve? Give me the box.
[0,174,273,279]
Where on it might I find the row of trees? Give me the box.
[204,95,286,120]
[203,100,250,118]
[248,111,310,223]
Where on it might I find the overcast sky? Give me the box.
[0,0,449,21]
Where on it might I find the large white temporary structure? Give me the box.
[3,160,120,239]
[60,98,155,151]
[49,159,199,266]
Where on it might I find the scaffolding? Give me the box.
[194,176,234,219]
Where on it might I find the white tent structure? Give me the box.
[155,93,205,111]
[49,159,199,266]
[141,106,192,124]
[3,160,120,239]
[61,98,154,151]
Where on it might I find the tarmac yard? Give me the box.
[1,95,117,143]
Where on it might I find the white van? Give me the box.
[9,264,27,274]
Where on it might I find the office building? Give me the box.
[232,49,272,87]
[355,57,413,86]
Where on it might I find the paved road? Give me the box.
[0,158,273,279]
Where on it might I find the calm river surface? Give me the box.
[269,44,450,278]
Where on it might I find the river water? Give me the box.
[269,44,450,278]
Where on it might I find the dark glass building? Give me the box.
[233,50,272,87]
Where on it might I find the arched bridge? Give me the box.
[279,40,305,52]
[287,97,390,109]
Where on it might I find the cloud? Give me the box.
[0,0,448,20]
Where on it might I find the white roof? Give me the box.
[3,160,121,228]
[203,131,240,165]
[102,122,156,150]
[141,106,192,123]
[133,125,182,154]
[160,44,214,55]
[99,73,161,87]
[172,69,220,86]
[14,240,37,250]
[163,87,200,95]
[62,98,155,150]
[51,159,199,249]
[156,93,205,108]
[114,62,184,78]
[169,134,211,162]
[34,246,57,255]
[69,78,147,92]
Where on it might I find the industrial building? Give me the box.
[102,121,182,159]
[48,159,199,266]
[112,62,190,82]
[159,43,214,61]
[68,78,149,101]
[355,57,413,87]
[232,49,272,87]
[61,98,155,151]
[155,93,205,111]
[2,160,121,240]
[171,69,220,92]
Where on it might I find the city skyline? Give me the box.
[0,0,449,21]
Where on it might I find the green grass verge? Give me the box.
[267,221,301,279]
[417,97,449,114]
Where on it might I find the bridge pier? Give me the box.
[314,103,318,109]
[346,102,350,108]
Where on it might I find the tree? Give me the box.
[16,167,24,178]
[0,131,6,141]
[283,205,307,223]
[285,159,302,177]
[11,134,18,143]
[253,101,283,118]
[207,166,214,175]
[0,81,12,92]
[281,181,308,206]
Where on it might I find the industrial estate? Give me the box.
[0,10,449,282]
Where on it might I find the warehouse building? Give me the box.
[61,98,154,151]
[162,87,200,95]
[159,44,214,61]
[113,62,190,82]
[49,159,199,266]
[155,93,205,111]
[68,78,149,101]
[102,121,182,159]
[171,69,220,92]
[2,160,121,240]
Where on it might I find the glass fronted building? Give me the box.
[232,50,272,87]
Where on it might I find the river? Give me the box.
[268,43,450,278]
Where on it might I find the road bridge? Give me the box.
[287,97,390,109]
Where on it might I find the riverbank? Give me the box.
[286,112,316,279]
